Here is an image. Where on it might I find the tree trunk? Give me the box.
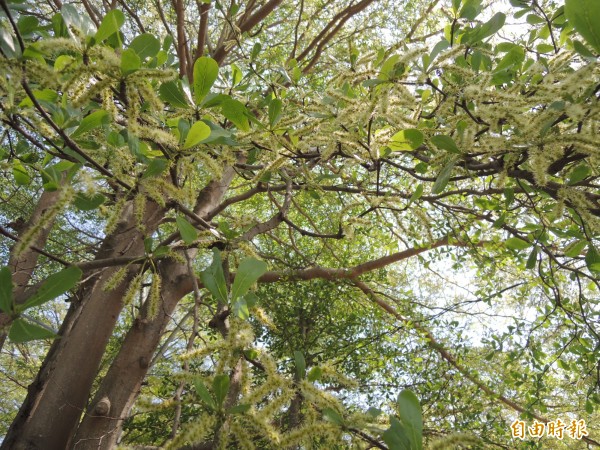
[1,200,164,450]
[72,170,235,450]
[0,187,63,352]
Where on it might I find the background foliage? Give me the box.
[1,0,600,448]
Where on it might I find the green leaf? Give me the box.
[244,292,258,309]
[494,46,525,72]
[505,237,531,251]
[430,135,460,154]
[565,0,600,54]
[409,184,424,203]
[159,81,189,108]
[177,119,190,145]
[389,129,424,151]
[72,110,109,138]
[183,121,211,149]
[175,216,198,244]
[307,366,322,382]
[463,12,506,44]
[397,389,423,450]
[212,374,230,408]
[429,40,450,66]
[294,351,306,379]
[0,267,13,314]
[568,163,591,185]
[193,56,219,104]
[379,54,400,80]
[431,158,457,194]
[233,297,249,320]
[142,158,168,179]
[526,14,545,25]
[20,266,83,311]
[322,408,344,426]
[564,240,587,257]
[9,318,56,342]
[221,98,250,132]
[228,404,251,414]
[231,258,268,301]
[526,246,538,269]
[367,407,383,418]
[573,40,595,58]
[74,192,106,211]
[13,160,31,186]
[0,27,17,58]
[585,246,600,272]
[95,10,125,43]
[268,98,283,127]
[129,33,160,59]
[194,378,216,409]
[459,0,482,20]
[586,400,594,414]
[200,248,228,303]
[121,48,141,75]
[18,16,39,35]
[383,416,412,450]
[231,63,242,85]
[251,42,262,59]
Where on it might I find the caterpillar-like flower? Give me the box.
[146,271,162,319]
[230,420,256,450]
[102,266,129,292]
[133,193,146,233]
[123,271,144,307]
[104,197,127,234]
[163,414,217,450]
[14,186,74,257]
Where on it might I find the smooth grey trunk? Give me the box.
[1,200,164,450]
[72,170,236,450]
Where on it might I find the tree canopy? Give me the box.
[0,0,600,448]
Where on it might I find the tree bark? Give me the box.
[72,170,236,450]
[0,187,63,352]
[1,199,165,450]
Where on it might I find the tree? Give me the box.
[0,0,600,448]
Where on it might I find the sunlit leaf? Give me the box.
[95,10,125,43]
[193,56,219,104]
[183,121,211,149]
[231,258,267,301]
[389,129,424,151]
[505,237,531,251]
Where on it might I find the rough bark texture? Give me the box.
[72,170,236,450]
[1,200,164,450]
